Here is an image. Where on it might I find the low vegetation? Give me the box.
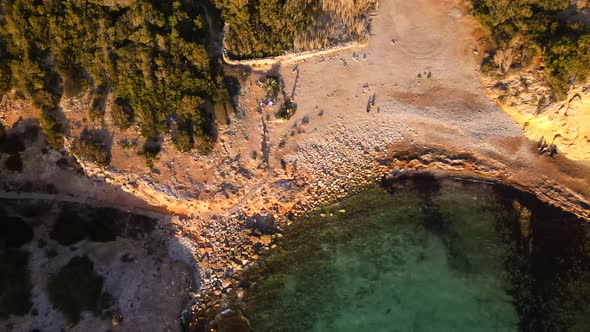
[0,216,34,318]
[0,250,32,318]
[472,0,590,99]
[171,125,194,153]
[0,123,5,142]
[139,139,162,168]
[111,98,135,130]
[277,98,298,119]
[264,77,281,100]
[38,107,65,149]
[4,153,23,172]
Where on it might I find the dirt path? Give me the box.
[0,191,170,220]
[221,42,362,67]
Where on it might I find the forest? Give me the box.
[0,0,377,163]
[472,0,590,99]
[0,0,219,157]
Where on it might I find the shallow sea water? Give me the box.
[242,177,590,332]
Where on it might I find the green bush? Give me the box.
[264,77,281,99]
[74,128,110,166]
[0,122,5,143]
[194,134,215,155]
[215,0,318,58]
[276,98,297,119]
[89,86,108,121]
[0,250,32,318]
[139,139,162,167]
[111,98,135,130]
[118,138,139,149]
[472,0,590,98]
[0,65,10,95]
[39,107,65,149]
[171,127,193,152]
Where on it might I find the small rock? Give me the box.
[221,279,231,289]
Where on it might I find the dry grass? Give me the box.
[319,0,376,28]
[294,0,377,50]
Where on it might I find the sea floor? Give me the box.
[242,177,590,332]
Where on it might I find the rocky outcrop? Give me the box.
[483,72,590,161]
[382,143,590,221]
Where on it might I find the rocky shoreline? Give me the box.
[181,143,589,331]
[2,94,589,331]
[1,116,588,331]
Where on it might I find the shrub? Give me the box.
[0,122,5,142]
[171,128,193,152]
[89,86,108,121]
[471,0,590,98]
[39,108,65,149]
[118,138,138,149]
[0,134,26,154]
[74,128,110,166]
[111,98,134,130]
[264,77,281,100]
[50,209,86,245]
[276,98,297,119]
[139,139,161,167]
[194,134,215,155]
[0,64,10,96]
[32,90,60,111]
[216,0,376,58]
[0,250,32,318]
[0,0,220,151]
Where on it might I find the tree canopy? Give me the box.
[0,0,219,152]
[472,0,590,98]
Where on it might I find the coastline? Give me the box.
[187,163,589,330]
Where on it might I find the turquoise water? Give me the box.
[242,177,590,332]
